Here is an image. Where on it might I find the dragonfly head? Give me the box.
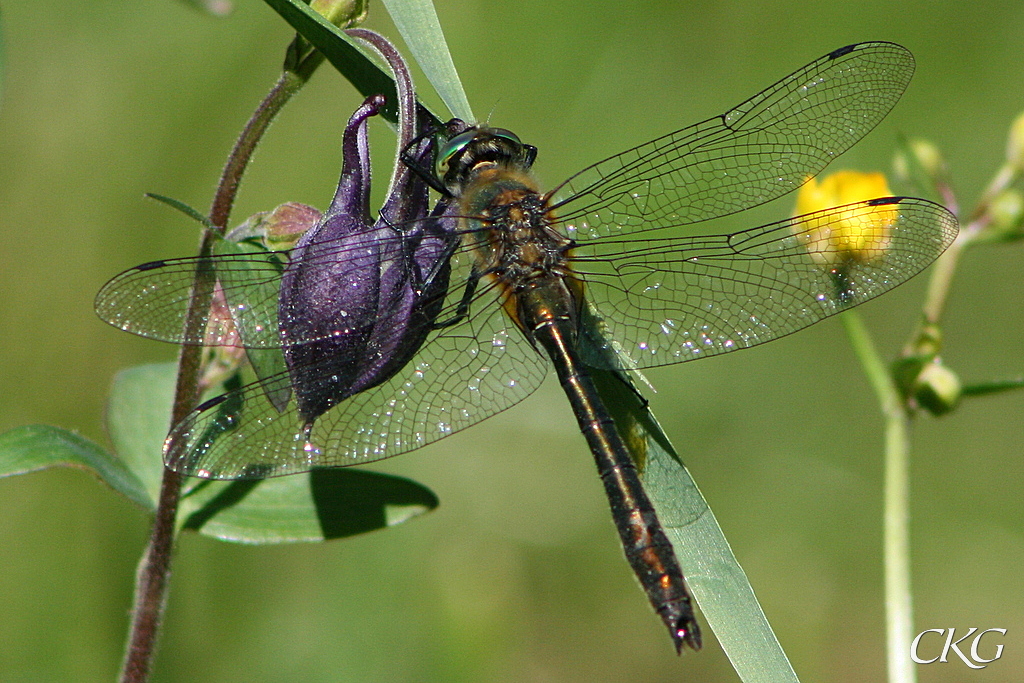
[436,122,538,197]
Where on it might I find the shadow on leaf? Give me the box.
[180,468,438,542]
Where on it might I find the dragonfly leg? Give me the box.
[401,119,467,196]
[432,269,479,330]
[417,227,462,294]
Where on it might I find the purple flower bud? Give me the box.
[278,95,457,426]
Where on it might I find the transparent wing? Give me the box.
[95,221,480,348]
[96,44,911,348]
[549,42,915,238]
[97,240,300,347]
[571,197,957,369]
[164,275,549,478]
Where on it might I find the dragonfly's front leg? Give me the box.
[433,268,479,330]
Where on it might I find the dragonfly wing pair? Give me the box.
[96,41,956,481]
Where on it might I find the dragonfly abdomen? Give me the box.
[530,313,701,653]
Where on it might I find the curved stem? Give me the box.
[915,161,1015,338]
[119,60,322,683]
[209,68,313,230]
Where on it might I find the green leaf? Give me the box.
[145,192,213,228]
[381,0,473,122]
[261,0,443,128]
[180,469,438,543]
[109,361,438,543]
[211,238,292,409]
[0,425,152,510]
[583,308,799,682]
[961,376,1024,397]
[107,363,179,505]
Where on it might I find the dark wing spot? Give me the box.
[867,196,902,206]
[196,394,229,412]
[829,44,857,59]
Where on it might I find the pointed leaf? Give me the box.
[146,192,213,228]
[961,376,1024,397]
[0,425,152,510]
[107,363,178,504]
[381,0,474,121]
[261,0,443,127]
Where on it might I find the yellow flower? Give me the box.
[793,171,896,266]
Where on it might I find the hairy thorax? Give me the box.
[458,164,584,337]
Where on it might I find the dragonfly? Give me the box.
[96,41,958,652]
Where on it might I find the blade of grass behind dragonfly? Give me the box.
[261,0,444,128]
[582,305,800,683]
[380,0,475,122]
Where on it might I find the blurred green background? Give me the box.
[1,0,1022,681]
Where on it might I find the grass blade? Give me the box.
[261,0,443,127]
[584,306,799,681]
[381,0,474,121]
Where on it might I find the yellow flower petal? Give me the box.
[794,171,896,266]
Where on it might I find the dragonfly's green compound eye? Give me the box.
[436,127,525,179]
[436,130,477,178]
[487,128,522,145]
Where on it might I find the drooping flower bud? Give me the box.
[227,202,322,251]
[913,360,962,416]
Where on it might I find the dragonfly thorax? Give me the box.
[459,166,584,342]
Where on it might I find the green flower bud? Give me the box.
[908,138,943,179]
[1006,110,1024,171]
[310,0,369,28]
[227,202,321,250]
[914,360,961,416]
[262,202,322,248]
[893,137,948,194]
[986,188,1024,240]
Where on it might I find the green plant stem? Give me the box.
[917,161,1014,337]
[847,147,1013,683]
[918,232,965,329]
[119,60,321,683]
[842,311,915,683]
